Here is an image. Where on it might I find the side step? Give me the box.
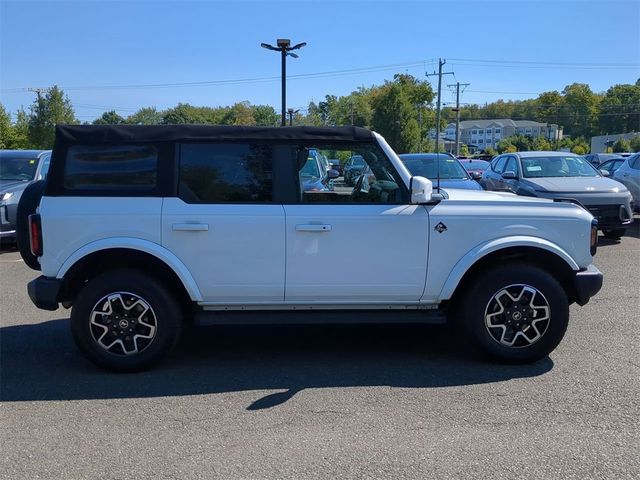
[193,309,448,326]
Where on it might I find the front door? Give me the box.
[283,142,430,304]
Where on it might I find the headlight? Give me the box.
[0,192,13,201]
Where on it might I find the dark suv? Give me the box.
[0,150,51,244]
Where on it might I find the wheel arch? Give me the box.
[57,240,202,309]
[442,237,580,305]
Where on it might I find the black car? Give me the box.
[343,155,367,186]
[0,150,51,244]
[458,159,491,180]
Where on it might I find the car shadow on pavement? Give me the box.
[598,216,640,246]
[0,319,553,409]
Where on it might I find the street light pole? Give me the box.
[261,39,307,127]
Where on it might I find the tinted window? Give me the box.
[179,143,272,203]
[492,156,507,173]
[504,156,518,175]
[631,154,640,170]
[400,154,469,180]
[38,155,51,180]
[65,145,157,191]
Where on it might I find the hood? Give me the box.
[443,188,552,205]
[437,178,483,191]
[0,179,30,193]
[524,176,628,194]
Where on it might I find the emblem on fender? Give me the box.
[434,222,448,233]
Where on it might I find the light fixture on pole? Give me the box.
[261,39,307,126]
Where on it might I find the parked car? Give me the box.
[584,153,623,166]
[300,153,338,193]
[598,158,625,176]
[612,152,640,212]
[458,159,491,181]
[23,125,602,371]
[480,151,633,239]
[328,159,343,175]
[0,150,51,244]
[399,153,483,191]
[343,155,367,186]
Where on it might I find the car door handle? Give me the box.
[172,223,209,231]
[295,224,332,232]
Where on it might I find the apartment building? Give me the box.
[444,119,562,151]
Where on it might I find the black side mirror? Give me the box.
[469,171,483,180]
[327,169,340,180]
[502,171,517,180]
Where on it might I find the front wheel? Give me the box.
[602,228,625,240]
[71,269,182,372]
[459,264,569,364]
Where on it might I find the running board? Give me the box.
[193,309,447,326]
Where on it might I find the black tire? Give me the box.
[71,269,182,372]
[458,264,569,364]
[602,228,625,240]
[16,180,46,270]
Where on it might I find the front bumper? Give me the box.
[572,265,603,306]
[27,276,62,311]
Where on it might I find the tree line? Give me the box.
[1,77,639,153]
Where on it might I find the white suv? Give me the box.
[22,125,603,371]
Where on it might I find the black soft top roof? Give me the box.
[54,124,375,145]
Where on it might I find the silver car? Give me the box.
[480,151,634,239]
[612,152,640,212]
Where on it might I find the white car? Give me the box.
[613,152,640,211]
[22,125,602,371]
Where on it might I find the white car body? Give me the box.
[36,133,595,311]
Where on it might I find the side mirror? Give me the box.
[469,171,483,180]
[327,169,340,180]
[502,170,517,180]
[410,176,433,204]
[599,169,610,177]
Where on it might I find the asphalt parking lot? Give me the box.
[1,221,639,480]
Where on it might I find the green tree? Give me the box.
[28,86,77,148]
[12,108,31,148]
[612,138,631,152]
[534,91,563,124]
[629,135,640,152]
[222,101,256,125]
[0,104,14,149]
[126,107,163,125]
[252,105,279,126]
[484,146,496,156]
[92,110,125,125]
[532,136,552,151]
[560,83,599,139]
[459,144,470,156]
[599,83,640,134]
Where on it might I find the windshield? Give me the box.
[401,156,469,180]
[521,155,599,178]
[0,157,39,181]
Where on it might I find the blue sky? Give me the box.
[1,0,639,121]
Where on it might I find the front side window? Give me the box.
[630,154,640,170]
[65,145,157,191]
[521,155,600,178]
[504,156,518,175]
[298,144,405,204]
[179,143,272,203]
[492,156,507,173]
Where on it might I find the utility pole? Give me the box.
[287,108,299,126]
[425,59,454,155]
[350,103,354,126]
[447,81,470,156]
[28,87,49,102]
[418,106,423,152]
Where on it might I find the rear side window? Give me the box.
[178,143,273,203]
[630,154,640,170]
[65,145,157,191]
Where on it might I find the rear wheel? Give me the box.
[459,264,569,364]
[602,228,625,240]
[71,269,182,372]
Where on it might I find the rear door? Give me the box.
[283,142,430,304]
[162,143,285,303]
